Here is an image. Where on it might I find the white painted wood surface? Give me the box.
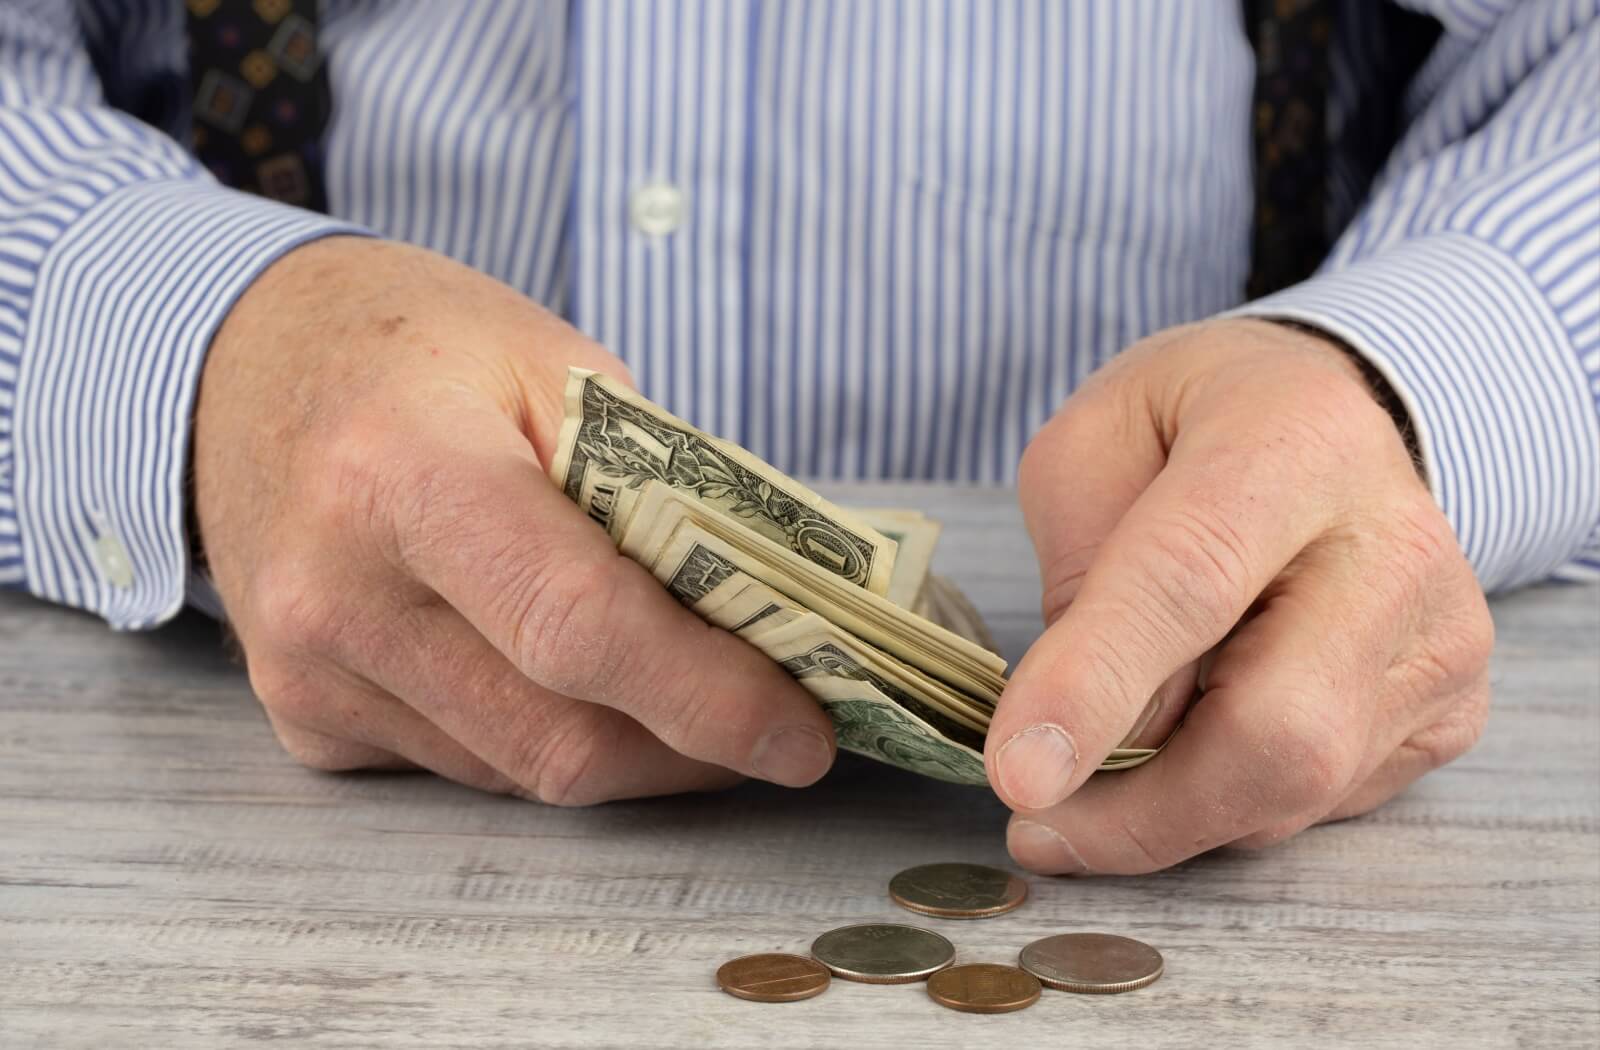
[2,483,1597,1049]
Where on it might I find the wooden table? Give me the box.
[2,484,1597,1049]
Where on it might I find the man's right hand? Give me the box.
[193,238,836,803]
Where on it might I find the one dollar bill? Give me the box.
[550,369,900,596]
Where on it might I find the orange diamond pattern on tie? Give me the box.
[187,0,328,211]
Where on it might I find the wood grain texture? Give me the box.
[1,483,1596,1049]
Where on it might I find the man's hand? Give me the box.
[193,238,835,803]
[991,319,1494,873]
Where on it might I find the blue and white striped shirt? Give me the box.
[1,0,1596,631]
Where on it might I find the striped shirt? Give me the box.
[0,0,1596,631]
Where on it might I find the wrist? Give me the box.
[1249,318,1424,474]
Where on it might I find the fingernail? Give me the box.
[1008,820,1089,875]
[996,723,1078,809]
[1120,693,1163,748]
[752,726,833,787]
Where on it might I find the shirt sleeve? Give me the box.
[1229,0,1600,593]
[1,2,366,629]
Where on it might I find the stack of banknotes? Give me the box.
[549,369,1158,785]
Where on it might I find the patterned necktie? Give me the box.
[1244,0,1333,299]
[186,0,330,212]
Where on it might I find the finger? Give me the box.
[1315,682,1489,827]
[1004,560,1380,875]
[1118,663,1199,749]
[384,414,836,787]
[991,412,1341,811]
[1230,743,1451,852]
[248,657,414,771]
[262,710,410,772]
[1018,371,1168,624]
[1225,745,1435,852]
[347,598,748,805]
[1232,552,1492,845]
[254,657,521,791]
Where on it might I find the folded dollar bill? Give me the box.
[550,368,1159,785]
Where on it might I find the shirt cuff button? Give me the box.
[93,530,136,589]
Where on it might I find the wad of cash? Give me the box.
[549,368,1158,785]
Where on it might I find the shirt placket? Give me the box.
[571,0,752,443]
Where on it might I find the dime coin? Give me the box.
[810,923,956,984]
[926,964,1041,1014]
[1018,933,1164,994]
[715,954,831,1002]
[888,862,1028,919]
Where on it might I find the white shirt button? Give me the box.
[629,181,686,236]
[93,529,135,589]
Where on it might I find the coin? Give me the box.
[1018,933,1164,994]
[927,964,1041,1014]
[888,862,1028,919]
[810,923,956,984]
[715,954,831,1002]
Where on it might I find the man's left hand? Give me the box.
[991,318,1494,874]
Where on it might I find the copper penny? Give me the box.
[926,963,1042,1014]
[888,862,1028,919]
[1018,933,1164,994]
[715,953,831,1002]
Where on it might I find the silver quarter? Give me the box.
[810,923,956,984]
[1019,932,1164,994]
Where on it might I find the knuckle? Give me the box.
[275,731,367,772]
[646,663,727,753]
[257,693,374,772]
[511,709,612,807]
[1463,681,1492,741]
[1232,820,1301,852]
[1218,689,1359,816]
[246,560,348,655]
[1114,816,1186,872]
[300,410,399,536]
[1410,684,1491,770]
[1380,496,1457,599]
[1018,382,1127,489]
[1425,593,1494,697]
[1016,425,1062,497]
[386,454,483,561]
[507,557,636,698]
[1457,596,1497,672]
[1384,570,1493,706]
[249,665,312,723]
[1024,379,1139,470]
[1267,694,1362,811]
[249,661,318,725]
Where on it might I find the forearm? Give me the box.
[1,4,365,627]
[1228,2,1600,591]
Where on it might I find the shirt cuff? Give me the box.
[7,179,367,629]
[1226,232,1600,593]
